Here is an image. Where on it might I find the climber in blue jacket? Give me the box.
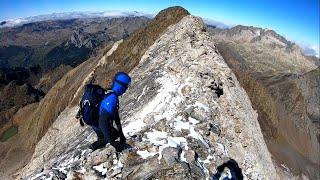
[89,72,131,151]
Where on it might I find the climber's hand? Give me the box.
[79,118,84,126]
[217,163,227,172]
[75,109,81,119]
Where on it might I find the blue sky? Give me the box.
[0,0,319,55]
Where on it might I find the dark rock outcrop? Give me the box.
[0,81,44,131]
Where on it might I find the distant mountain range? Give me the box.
[0,16,150,69]
[0,11,154,28]
[2,10,318,58]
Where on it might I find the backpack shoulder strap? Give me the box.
[106,89,119,110]
[104,89,116,99]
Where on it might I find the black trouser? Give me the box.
[92,112,121,144]
[92,125,121,142]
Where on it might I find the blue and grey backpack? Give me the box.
[77,72,131,127]
[78,84,113,126]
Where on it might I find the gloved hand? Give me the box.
[75,109,81,119]
[217,163,226,172]
[79,118,84,126]
[76,109,84,126]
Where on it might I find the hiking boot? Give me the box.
[89,139,107,151]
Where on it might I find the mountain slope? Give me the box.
[19,14,277,179]
[0,80,44,131]
[0,17,149,69]
[209,25,318,74]
[0,6,190,178]
[0,16,150,144]
[209,26,319,179]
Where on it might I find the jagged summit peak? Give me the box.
[155,6,190,19]
[222,25,295,48]
[92,6,190,86]
[220,24,293,45]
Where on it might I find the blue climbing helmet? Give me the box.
[111,72,131,96]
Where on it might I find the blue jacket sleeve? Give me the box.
[99,94,118,117]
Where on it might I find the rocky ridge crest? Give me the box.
[19,15,279,179]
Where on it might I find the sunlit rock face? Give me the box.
[208,25,318,74]
[18,15,278,180]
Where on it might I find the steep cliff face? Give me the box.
[16,15,280,179]
[209,26,319,179]
[264,68,320,178]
